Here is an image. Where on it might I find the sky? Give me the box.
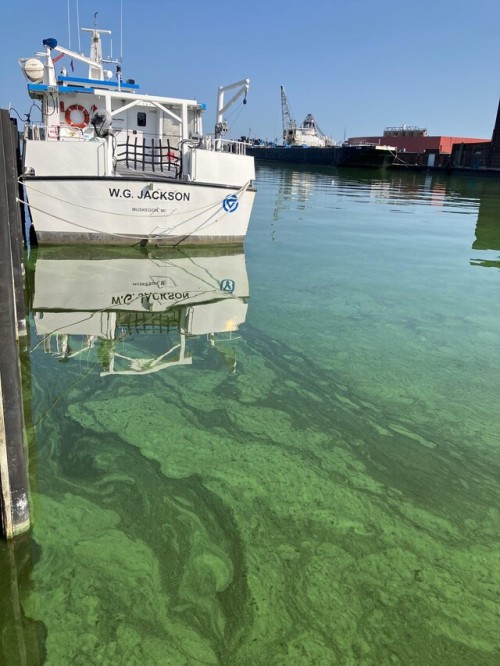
[2,0,500,143]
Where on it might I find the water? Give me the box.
[2,165,500,665]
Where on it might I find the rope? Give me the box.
[17,179,252,242]
[388,149,417,166]
[151,180,252,243]
[18,178,224,219]
[17,196,156,240]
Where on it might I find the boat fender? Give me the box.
[65,104,90,129]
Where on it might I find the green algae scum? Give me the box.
[1,166,500,665]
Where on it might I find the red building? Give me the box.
[347,126,488,155]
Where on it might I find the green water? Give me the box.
[2,166,500,665]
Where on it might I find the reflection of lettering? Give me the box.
[220,279,235,293]
[132,277,176,287]
[111,292,189,305]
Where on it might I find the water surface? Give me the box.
[1,165,500,665]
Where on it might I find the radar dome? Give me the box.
[22,58,44,83]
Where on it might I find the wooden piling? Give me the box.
[1,111,26,335]
[0,108,30,539]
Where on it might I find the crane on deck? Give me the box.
[280,85,332,147]
[280,85,296,140]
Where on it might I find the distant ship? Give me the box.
[245,86,396,168]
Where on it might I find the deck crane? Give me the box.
[215,78,250,140]
[280,85,296,142]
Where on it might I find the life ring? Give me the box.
[65,104,90,129]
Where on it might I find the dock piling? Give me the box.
[0,108,30,539]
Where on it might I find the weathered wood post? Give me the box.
[1,111,26,336]
[0,109,30,539]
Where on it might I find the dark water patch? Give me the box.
[31,417,253,664]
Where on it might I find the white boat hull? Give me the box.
[24,177,255,245]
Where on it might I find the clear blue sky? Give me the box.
[2,0,500,142]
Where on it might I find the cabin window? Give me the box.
[137,112,147,127]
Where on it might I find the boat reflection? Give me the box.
[28,246,249,375]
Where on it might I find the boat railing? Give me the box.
[23,122,90,141]
[23,123,47,141]
[201,136,249,155]
[114,136,180,176]
[24,123,250,161]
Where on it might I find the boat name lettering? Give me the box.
[108,187,190,201]
[111,292,190,305]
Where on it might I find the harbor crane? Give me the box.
[280,85,296,139]
[280,85,331,146]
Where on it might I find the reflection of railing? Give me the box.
[115,137,181,175]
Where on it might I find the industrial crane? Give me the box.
[280,85,331,147]
[280,85,296,141]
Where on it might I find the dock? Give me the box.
[0,108,30,539]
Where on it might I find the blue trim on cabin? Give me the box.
[58,75,140,90]
[28,83,95,94]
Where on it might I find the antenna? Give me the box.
[76,0,81,51]
[120,0,123,61]
[67,0,71,48]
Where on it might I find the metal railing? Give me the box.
[202,136,249,154]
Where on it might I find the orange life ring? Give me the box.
[65,104,90,129]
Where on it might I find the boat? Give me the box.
[246,142,398,168]
[283,113,335,148]
[245,86,396,168]
[18,23,256,246]
[28,245,249,375]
